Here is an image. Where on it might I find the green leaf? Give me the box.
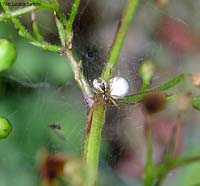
[0,39,17,71]
[0,116,12,139]
[116,74,185,105]
[192,96,200,110]
[139,60,155,91]
[55,14,66,46]
[116,91,149,105]
[32,21,44,42]
[158,74,185,91]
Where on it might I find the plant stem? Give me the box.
[65,50,93,97]
[1,1,35,41]
[32,11,45,42]
[1,1,62,53]
[154,156,200,186]
[31,41,61,52]
[143,114,154,186]
[146,116,153,167]
[28,0,59,10]
[66,0,81,42]
[82,1,140,184]
[0,6,37,21]
[101,0,140,81]
[116,74,185,105]
[174,156,200,168]
[163,112,181,161]
[54,12,66,46]
[26,0,68,26]
[54,0,91,96]
[83,96,106,182]
[140,80,149,92]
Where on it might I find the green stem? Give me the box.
[174,156,200,168]
[1,1,35,41]
[146,116,153,167]
[28,0,59,10]
[54,12,66,46]
[32,23,44,42]
[101,0,140,81]
[66,0,81,42]
[84,97,106,182]
[163,112,181,161]
[116,74,185,105]
[0,6,37,22]
[140,80,149,92]
[154,156,200,186]
[32,11,45,42]
[143,115,154,186]
[65,50,93,97]
[1,1,61,53]
[29,0,68,26]
[30,41,61,52]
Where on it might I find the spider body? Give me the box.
[92,78,110,103]
[92,77,129,107]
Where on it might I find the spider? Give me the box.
[93,78,110,103]
[92,77,129,107]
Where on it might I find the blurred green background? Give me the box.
[0,20,88,185]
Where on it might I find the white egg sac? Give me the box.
[109,77,129,98]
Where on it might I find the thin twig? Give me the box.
[154,156,200,186]
[1,1,61,53]
[101,0,140,81]
[31,11,45,42]
[143,114,154,186]
[0,6,37,21]
[66,0,81,43]
[28,0,59,10]
[65,50,93,97]
[116,74,185,105]
[163,112,181,161]
[29,0,68,26]
[30,41,61,52]
[146,115,153,167]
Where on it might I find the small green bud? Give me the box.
[0,116,12,139]
[139,60,155,83]
[0,39,17,72]
[192,96,200,111]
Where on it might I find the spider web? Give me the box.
[1,0,199,186]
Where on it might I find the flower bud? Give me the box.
[154,0,168,7]
[142,92,166,115]
[190,73,200,88]
[0,39,17,71]
[0,116,12,139]
[139,60,155,89]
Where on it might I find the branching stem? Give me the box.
[0,6,37,21]
[84,97,106,180]
[83,1,140,185]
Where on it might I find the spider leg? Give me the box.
[110,97,120,109]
